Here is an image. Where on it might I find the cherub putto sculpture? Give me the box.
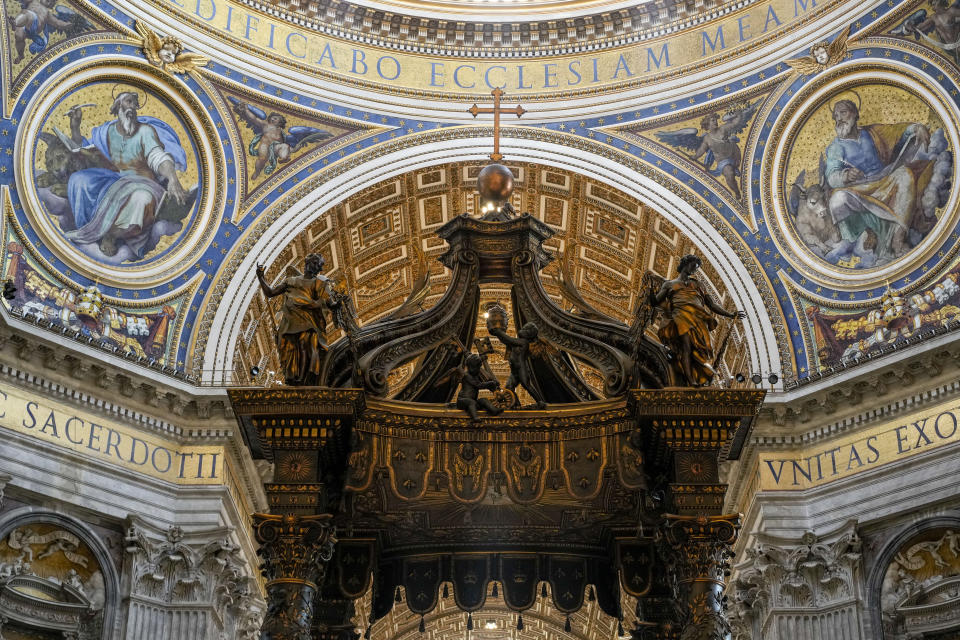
[486,304,549,409]
[454,354,503,422]
[786,28,849,75]
[135,21,208,75]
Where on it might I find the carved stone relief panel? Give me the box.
[0,519,107,639]
[880,527,960,640]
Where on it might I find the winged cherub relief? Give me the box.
[454,443,484,493]
[228,96,334,180]
[786,29,850,75]
[655,100,761,199]
[135,21,208,75]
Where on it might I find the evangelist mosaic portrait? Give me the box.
[783,82,953,270]
[32,81,202,265]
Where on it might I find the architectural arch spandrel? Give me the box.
[2,0,957,385]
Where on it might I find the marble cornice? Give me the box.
[758,333,960,437]
[722,332,960,514]
[0,312,231,430]
[0,315,276,515]
[0,323,272,509]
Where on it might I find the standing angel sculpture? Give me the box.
[256,253,332,386]
[652,254,745,387]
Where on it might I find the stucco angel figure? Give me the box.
[7,0,89,63]
[135,21,208,74]
[256,253,333,386]
[229,97,334,179]
[786,29,849,74]
[651,255,744,387]
[655,100,760,199]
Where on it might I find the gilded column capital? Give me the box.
[254,513,337,588]
[661,513,740,585]
[657,513,742,640]
[253,513,337,640]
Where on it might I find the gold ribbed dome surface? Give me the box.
[325,0,639,18]
[255,0,743,53]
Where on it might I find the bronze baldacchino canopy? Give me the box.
[229,132,762,640]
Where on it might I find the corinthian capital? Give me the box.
[655,513,741,640]
[253,513,337,587]
[253,513,338,640]
[661,513,740,584]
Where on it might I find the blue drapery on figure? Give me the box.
[64,116,189,253]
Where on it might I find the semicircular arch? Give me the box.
[0,507,123,639]
[200,133,783,384]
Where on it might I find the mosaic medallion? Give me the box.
[16,61,221,286]
[767,65,960,286]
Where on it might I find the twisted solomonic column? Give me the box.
[659,513,741,640]
[253,513,337,640]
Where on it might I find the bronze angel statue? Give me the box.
[135,21,208,74]
[785,28,850,75]
[256,253,334,386]
[655,100,761,199]
[228,96,334,179]
[632,256,743,387]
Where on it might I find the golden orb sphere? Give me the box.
[476,163,514,202]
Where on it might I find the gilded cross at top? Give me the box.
[468,88,526,162]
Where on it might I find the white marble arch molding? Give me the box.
[0,506,123,639]
[203,136,782,386]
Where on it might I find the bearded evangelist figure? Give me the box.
[822,98,946,265]
[65,92,189,257]
[46,91,195,261]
